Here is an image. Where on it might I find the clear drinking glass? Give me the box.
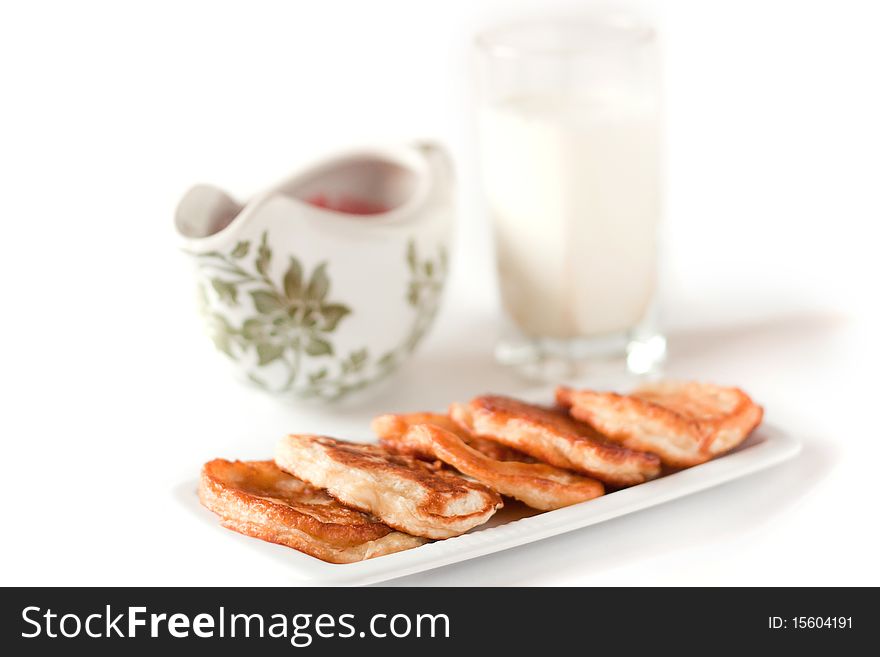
[476,15,666,381]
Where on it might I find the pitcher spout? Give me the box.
[175,184,244,239]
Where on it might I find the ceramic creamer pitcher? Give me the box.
[175,142,453,400]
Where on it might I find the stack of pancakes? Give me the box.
[200,381,763,563]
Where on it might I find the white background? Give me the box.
[1,0,877,585]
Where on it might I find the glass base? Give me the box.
[495,329,666,386]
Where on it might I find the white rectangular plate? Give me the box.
[180,422,801,586]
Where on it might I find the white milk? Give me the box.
[480,95,660,339]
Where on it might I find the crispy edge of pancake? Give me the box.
[449,396,661,486]
[371,412,532,463]
[198,459,425,564]
[275,435,502,539]
[380,423,604,511]
[555,382,764,466]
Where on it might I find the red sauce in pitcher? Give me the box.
[307,193,389,215]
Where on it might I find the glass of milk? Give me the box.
[476,15,665,380]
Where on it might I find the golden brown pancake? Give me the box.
[556,381,763,467]
[372,412,532,463]
[450,396,661,486]
[379,422,604,511]
[275,435,503,539]
[198,459,425,563]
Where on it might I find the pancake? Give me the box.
[379,422,604,510]
[450,396,661,486]
[556,381,763,467]
[372,412,532,462]
[275,435,502,539]
[198,459,425,563]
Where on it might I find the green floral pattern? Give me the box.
[192,231,445,400]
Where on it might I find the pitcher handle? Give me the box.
[412,141,454,194]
